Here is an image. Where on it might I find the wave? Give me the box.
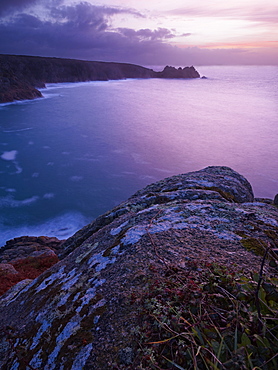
[0,150,18,161]
[3,128,33,133]
[0,97,42,108]
[0,211,90,247]
[0,195,40,208]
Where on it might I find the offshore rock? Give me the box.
[0,166,278,369]
[0,54,200,103]
[157,65,200,79]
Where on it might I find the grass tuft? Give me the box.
[131,260,278,369]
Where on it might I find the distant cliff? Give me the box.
[0,54,200,103]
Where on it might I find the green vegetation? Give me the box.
[131,257,278,369]
[240,238,269,257]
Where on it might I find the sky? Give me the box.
[0,0,277,66]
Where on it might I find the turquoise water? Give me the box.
[0,65,277,245]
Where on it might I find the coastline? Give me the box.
[0,54,200,103]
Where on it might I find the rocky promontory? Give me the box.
[0,54,200,103]
[0,166,278,369]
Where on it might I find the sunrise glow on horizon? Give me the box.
[0,0,277,65]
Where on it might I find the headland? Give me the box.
[0,54,200,103]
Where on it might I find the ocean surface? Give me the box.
[0,65,277,246]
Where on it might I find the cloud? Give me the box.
[0,0,37,15]
[166,4,278,24]
[50,2,144,27]
[0,0,65,15]
[0,1,178,63]
[0,1,277,66]
[117,27,176,41]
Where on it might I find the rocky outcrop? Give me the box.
[0,67,43,102]
[156,65,200,79]
[0,54,200,103]
[0,236,64,295]
[0,166,277,369]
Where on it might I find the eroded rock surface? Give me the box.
[0,166,277,369]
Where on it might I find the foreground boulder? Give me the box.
[0,166,278,369]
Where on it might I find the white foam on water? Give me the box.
[0,97,42,108]
[70,176,83,182]
[3,128,33,133]
[44,80,110,90]
[0,195,40,208]
[0,150,22,174]
[154,167,173,174]
[0,211,90,247]
[43,193,55,199]
[0,187,16,193]
[139,175,157,181]
[131,153,150,165]
[38,92,60,100]
[14,163,23,174]
[1,150,18,161]
[36,80,112,100]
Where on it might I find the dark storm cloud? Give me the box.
[0,0,38,14]
[1,1,270,65]
[0,1,180,64]
[50,2,143,29]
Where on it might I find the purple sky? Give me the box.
[0,0,277,65]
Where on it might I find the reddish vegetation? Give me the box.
[0,255,59,296]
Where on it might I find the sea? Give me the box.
[0,65,277,246]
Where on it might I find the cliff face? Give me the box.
[0,166,278,369]
[0,54,200,103]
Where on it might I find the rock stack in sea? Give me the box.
[0,166,278,369]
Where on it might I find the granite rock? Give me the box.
[0,263,18,276]
[0,236,64,295]
[0,166,277,369]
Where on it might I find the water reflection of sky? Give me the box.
[0,66,277,244]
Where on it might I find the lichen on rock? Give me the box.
[0,166,277,369]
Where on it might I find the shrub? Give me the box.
[133,260,278,369]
